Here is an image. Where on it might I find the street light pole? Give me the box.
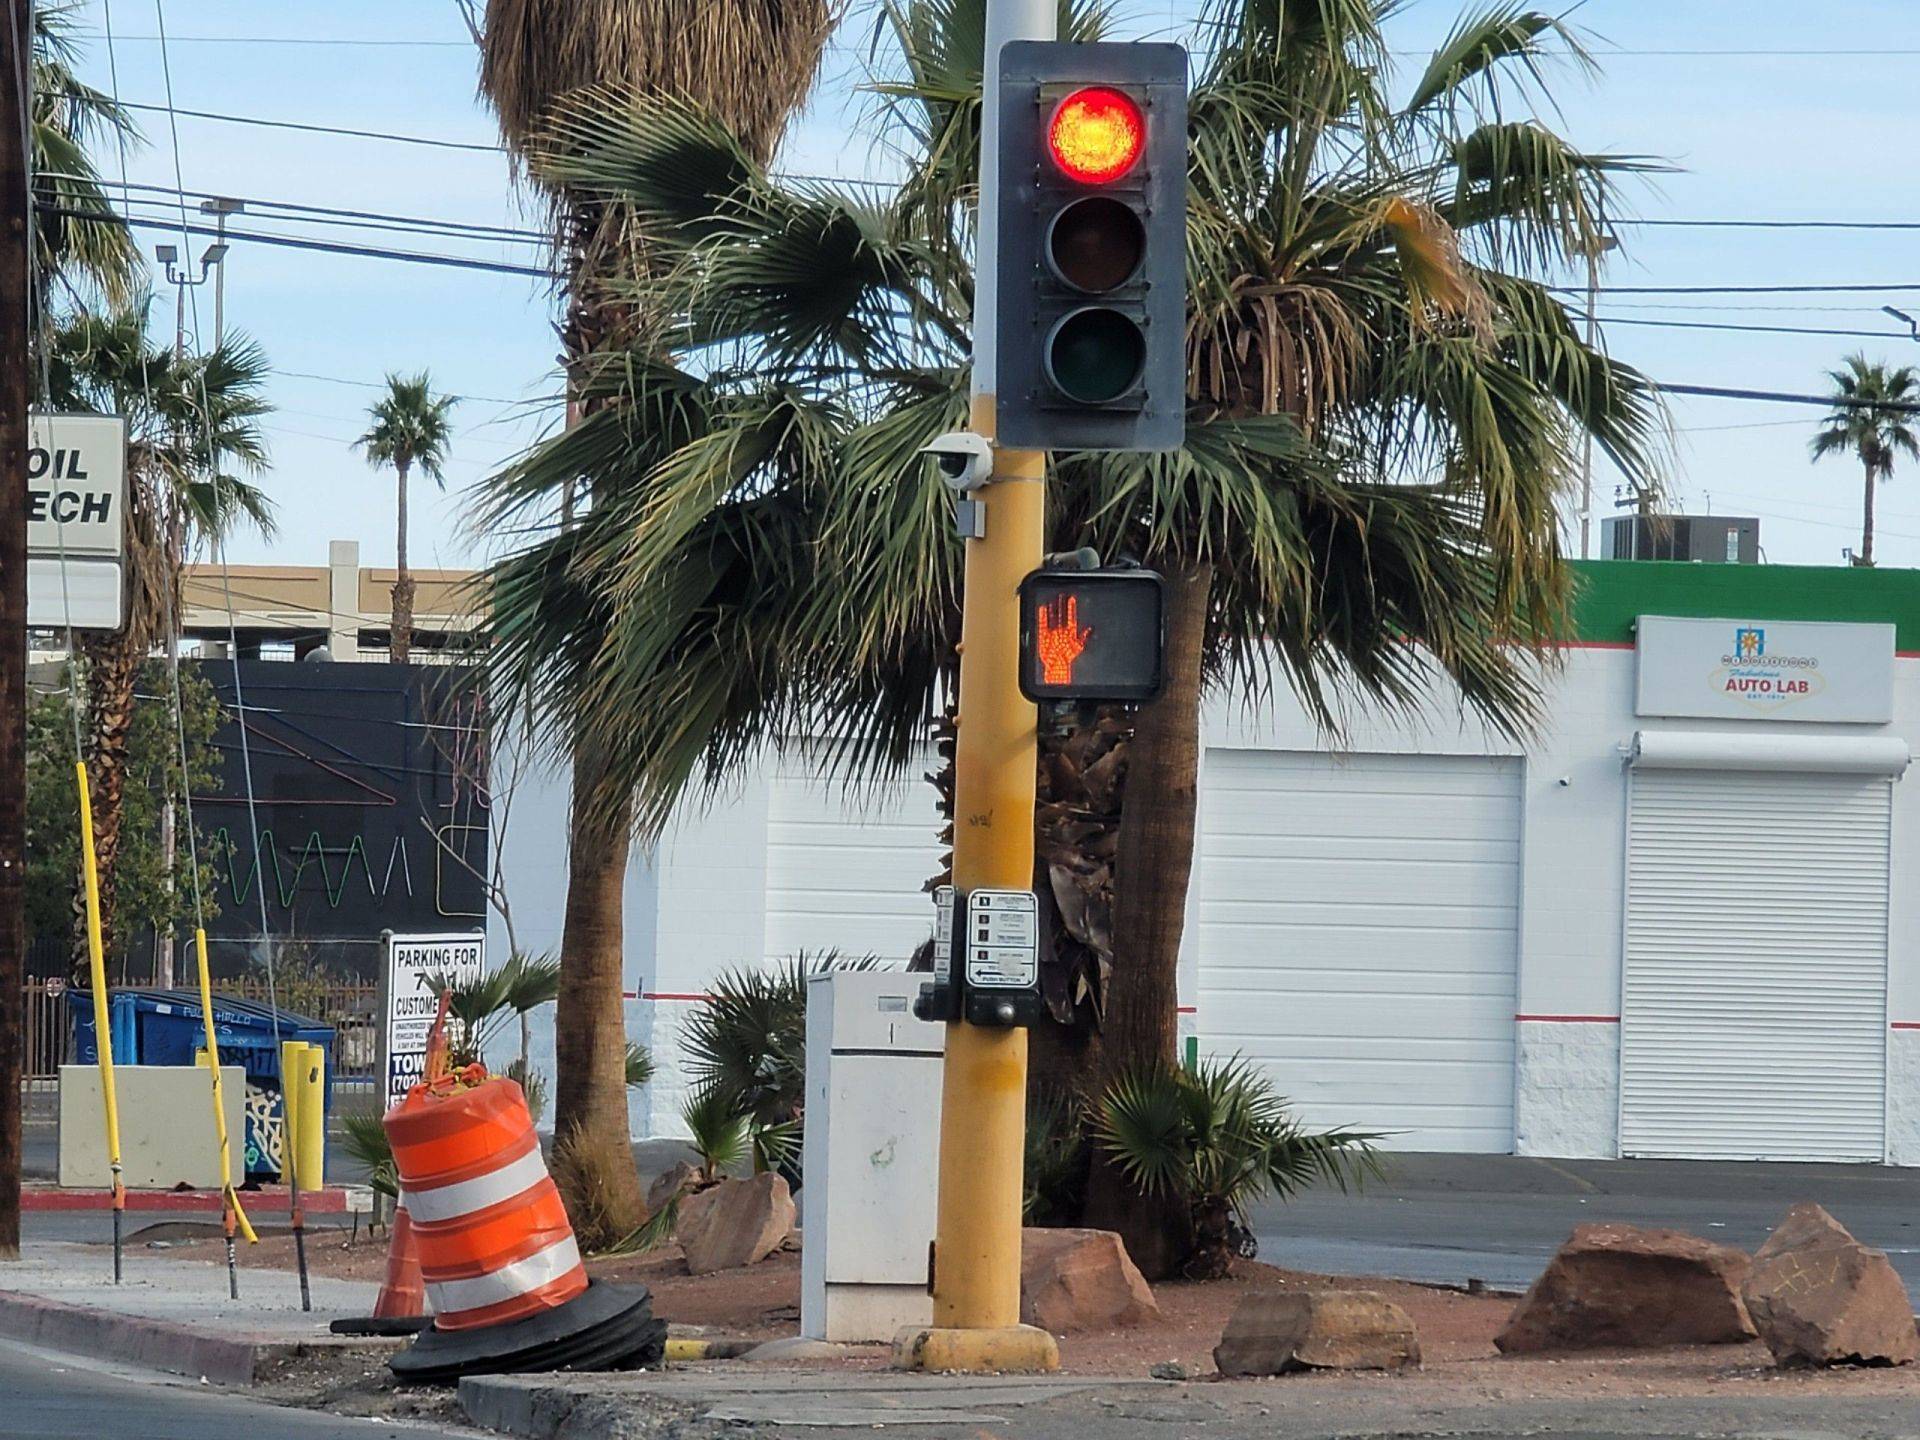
[151,240,225,987]
[1579,233,1618,560]
[896,0,1059,1376]
[199,199,243,349]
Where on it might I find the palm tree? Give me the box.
[44,303,272,967]
[356,373,456,664]
[1811,354,1920,567]
[30,2,142,313]
[465,0,839,1240]
[482,0,1662,1267]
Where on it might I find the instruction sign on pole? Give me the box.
[378,930,485,1112]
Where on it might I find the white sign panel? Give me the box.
[964,889,1039,989]
[26,414,126,557]
[931,885,955,983]
[381,932,485,1112]
[26,556,123,630]
[1636,615,1895,724]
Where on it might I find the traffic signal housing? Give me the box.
[996,41,1187,453]
[1018,567,1166,703]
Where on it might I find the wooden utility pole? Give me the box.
[0,0,33,1260]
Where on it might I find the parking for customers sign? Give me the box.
[26,413,127,629]
[1636,615,1895,724]
[379,931,485,1112]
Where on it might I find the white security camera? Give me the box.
[921,431,994,493]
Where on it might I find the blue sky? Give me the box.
[71,0,1920,570]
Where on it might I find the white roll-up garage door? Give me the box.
[764,748,943,965]
[1620,740,1896,1162]
[1197,750,1523,1152]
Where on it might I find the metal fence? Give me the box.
[19,979,382,1121]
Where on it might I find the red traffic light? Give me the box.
[1047,87,1145,185]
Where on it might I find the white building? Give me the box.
[501,560,1920,1165]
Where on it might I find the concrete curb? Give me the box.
[0,1289,377,1386]
[0,1289,265,1384]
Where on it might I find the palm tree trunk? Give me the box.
[1862,459,1877,567]
[391,456,416,663]
[549,736,646,1243]
[71,632,142,979]
[1080,560,1211,1278]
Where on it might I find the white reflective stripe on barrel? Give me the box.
[425,1234,583,1316]
[402,1145,549,1224]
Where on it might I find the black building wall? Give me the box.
[192,659,490,980]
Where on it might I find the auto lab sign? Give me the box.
[379,931,485,1112]
[1636,614,1895,724]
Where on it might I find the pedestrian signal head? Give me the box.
[1018,567,1166,702]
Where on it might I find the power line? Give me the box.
[36,173,545,244]
[1654,382,1920,414]
[108,98,504,154]
[1590,313,1913,342]
[78,31,471,48]
[34,201,551,278]
[1566,282,1920,296]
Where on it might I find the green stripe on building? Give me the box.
[1569,561,1920,650]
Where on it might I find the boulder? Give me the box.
[677,1172,795,1275]
[1214,1290,1420,1376]
[1495,1223,1756,1354]
[1020,1228,1160,1333]
[1743,1203,1919,1368]
[646,1160,699,1216]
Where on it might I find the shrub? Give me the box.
[1095,1056,1382,1279]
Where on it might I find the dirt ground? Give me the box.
[144,1224,1920,1400]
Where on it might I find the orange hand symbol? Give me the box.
[1035,593,1093,686]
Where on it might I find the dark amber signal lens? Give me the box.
[1046,195,1146,294]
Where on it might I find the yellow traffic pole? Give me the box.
[895,433,1060,1376]
[890,0,1060,1377]
[74,761,126,1281]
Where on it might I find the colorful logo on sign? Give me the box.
[1713,625,1823,711]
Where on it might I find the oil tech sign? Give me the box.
[25,413,126,557]
[1635,615,1895,725]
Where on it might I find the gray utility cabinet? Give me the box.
[800,970,946,1342]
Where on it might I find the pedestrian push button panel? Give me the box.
[914,886,1046,1029]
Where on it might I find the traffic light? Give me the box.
[1018,567,1166,702]
[995,41,1187,453]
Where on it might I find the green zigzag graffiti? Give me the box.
[214,829,416,910]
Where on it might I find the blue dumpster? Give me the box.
[69,988,336,1181]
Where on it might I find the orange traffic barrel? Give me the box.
[384,1069,588,1332]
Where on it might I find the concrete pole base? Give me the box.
[890,1323,1061,1374]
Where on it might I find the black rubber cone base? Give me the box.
[329,1314,432,1337]
[388,1279,668,1385]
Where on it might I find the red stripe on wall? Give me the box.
[1177,1006,1197,1015]
[1515,1013,1620,1024]
[1893,1022,1920,1031]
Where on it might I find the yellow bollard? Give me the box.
[297,1043,326,1191]
[280,1040,325,1193]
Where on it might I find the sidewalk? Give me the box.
[0,1242,392,1385]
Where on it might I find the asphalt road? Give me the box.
[0,1342,478,1440]
[1249,1152,1920,1292]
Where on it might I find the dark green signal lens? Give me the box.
[1044,308,1146,405]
